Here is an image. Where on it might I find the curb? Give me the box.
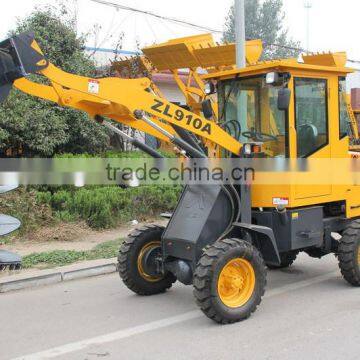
[0,260,118,293]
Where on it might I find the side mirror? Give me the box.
[204,82,216,95]
[202,99,213,120]
[277,88,291,111]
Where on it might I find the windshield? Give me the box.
[219,76,287,157]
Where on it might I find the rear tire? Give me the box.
[338,220,360,286]
[267,251,299,269]
[118,225,176,295]
[193,238,266,324]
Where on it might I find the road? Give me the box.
[0,253,359,360]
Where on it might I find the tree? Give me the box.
[223,0,300,59]
[0,3,110,157]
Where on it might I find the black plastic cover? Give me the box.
[0,32,48,103]
[162,185,234,266]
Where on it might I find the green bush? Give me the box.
[0,5,109,157]
[55,150,176,159]
[36,185,182,229]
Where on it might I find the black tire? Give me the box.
[193,238,267,324]
[267,251,299,269]
[338,220,360,286]
[118,225,176,295]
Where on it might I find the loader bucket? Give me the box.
[0,214,21,236]
[0,250,22,271]
[0,32,48,103]
[0,185,18,194]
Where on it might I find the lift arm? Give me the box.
[14,77,174,143]
[0,33,242,156]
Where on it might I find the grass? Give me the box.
[22,238,124,269]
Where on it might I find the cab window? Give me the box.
[339,77,349,139]
[219,76,287,157]
[294,78,328,157]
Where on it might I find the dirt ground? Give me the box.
[2,219,169,256]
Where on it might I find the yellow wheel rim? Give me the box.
[137,241,163,282]
[218,258,256,308]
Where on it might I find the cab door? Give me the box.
[293,77,332,199]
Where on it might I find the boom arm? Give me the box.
[39,63,242,154]
[14,77,174,143]
[0,33,242,156]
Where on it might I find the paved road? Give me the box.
[1,253,359,360]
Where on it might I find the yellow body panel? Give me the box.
[302,52,347,67]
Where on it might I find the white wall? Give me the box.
[347,71,360,93]
[155,83,186,104]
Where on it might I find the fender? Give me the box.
[232,222,281,266]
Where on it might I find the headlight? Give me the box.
[243,143,252,155]
[204,82,216,95]
[265,72,279,85]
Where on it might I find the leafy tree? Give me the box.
[223,0,300,59]
[0,3,110,157]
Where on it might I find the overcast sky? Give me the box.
[1,0,360,61]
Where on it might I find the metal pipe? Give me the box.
[100,117,164,159]
[134,111,207,159]
[235,0,247,143]
[304,1,312,54]
[170,124,205,155]
[235,0,246,68]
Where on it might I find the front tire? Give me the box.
[193,238,267,324]
[338,220,360,286]
[118,225,176,295]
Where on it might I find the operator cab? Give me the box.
[204,53,353,161]
[218,72,290,157]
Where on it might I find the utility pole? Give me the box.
[74,0,79,34]
[234,0,247,143]
[235,0,246,68]
[304,1,312,54]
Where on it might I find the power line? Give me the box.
[88,0,222,34]
[87,0,360,64]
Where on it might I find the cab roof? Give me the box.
[202,53,354,81]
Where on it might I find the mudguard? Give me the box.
[233,222,281,265]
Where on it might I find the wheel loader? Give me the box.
[1,32,360,324]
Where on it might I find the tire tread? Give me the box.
[338,220,360,287]
[118,225,175,295]
[193,238,266,324]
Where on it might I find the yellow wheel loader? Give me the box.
[1,32,360,324]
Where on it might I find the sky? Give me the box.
[1,0,360,62]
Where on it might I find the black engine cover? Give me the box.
[162,185,234,267]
